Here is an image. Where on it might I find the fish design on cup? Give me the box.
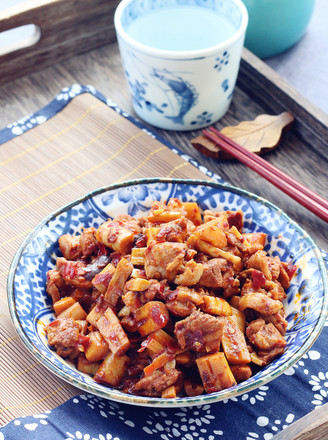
[152,68,198,125]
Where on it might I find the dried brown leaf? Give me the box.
[191,112,294,160]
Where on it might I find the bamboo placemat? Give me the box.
[0,91,213,425]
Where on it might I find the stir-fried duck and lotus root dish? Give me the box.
[45,198,297,398]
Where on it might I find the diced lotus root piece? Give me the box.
[135,301,169,336]
[125,278,150,291]
[230,307,246,333]
[96,307,130,355]
[94,352,130,386]
[57,302,87,321]
[104,258,133,307]
[181,202,202,226]
[92,263,116,294]
[144,351,175,376]
[161,385,177,399]
[122,290,142,314]
[221,318,251,364]
[194,219,227,248]
[131,247,146,266]
[77,354,100,375]
[142,329,177,358]
[196,352,237,393]
[147,208,181,224]
[84,331,109,362]
[201,296,232,316]
[96,220,134,254]
[53,297,76,316]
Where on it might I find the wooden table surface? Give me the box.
[0,0,327,254]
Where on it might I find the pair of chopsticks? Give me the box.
[202,127,328,223]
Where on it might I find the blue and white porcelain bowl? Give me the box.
[114,0,248,131]
[7,178,328,407]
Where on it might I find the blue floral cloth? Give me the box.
[1,85,328,439]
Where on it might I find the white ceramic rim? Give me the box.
[114,0,249,59]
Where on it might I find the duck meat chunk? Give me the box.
[80,227,99,258]
[247,250,272,280]
[46,317,80,357]
[46,269,64,304]
[156,217,190,243]
[166,285,204,317]
[238,291,283,316]
[83,254,111,281]
[264,311,288,336]
[245,318,265,339]
[174,260,204,286]
[134,367,180,396]
[167,300,197,317]
[247,319,286,351]
[114,214,142,235]
[198,258,228,288]
[258,346,286,365]
[174,310,225,352]
[56,257,92,289]
[144,241,187,281]
[58,234,81,260]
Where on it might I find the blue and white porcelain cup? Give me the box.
[114,0,248,131]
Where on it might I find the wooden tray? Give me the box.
[0,0,120,83]
[154,48,328,252]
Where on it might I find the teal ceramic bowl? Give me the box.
[242,0,315,58]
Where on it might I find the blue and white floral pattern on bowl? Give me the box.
[7,178,328,407]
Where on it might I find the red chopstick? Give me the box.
[202,127,328,223]
[208,126,328,209]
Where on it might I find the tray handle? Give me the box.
[0,0,120,84]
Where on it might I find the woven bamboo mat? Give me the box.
[0,92,213,425]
